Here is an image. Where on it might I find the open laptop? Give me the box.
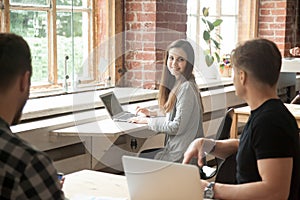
[122,155,203,200]
[99,91,136,122]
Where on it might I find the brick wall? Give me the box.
[123,0,187,88]
[258,0,299,56]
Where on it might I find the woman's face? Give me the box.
[167,47,188,79]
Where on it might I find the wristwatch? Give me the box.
[204,182,215,199]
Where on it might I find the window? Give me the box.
[0,0,116,97]
[188,0,235,55]
[187,0,258,78]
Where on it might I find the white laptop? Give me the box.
[122,156,203,200]
[99,91,136,122]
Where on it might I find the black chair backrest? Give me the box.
[200,108,234,180]
[216,108,234,140]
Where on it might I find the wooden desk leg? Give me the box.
[230,113,238,138]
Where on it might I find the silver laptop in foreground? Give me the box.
[122,156,203,200]
[99,91,136,122]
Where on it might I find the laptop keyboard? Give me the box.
[117,113,136,120]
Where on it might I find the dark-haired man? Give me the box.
[0,33,64,199]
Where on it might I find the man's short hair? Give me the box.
[231,38,282,87]
[0,33,32,90]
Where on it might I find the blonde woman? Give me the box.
[129,39,204,163]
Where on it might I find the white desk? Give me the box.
[63,169,211,200]
[52,119,158,172]
[52,119,148,138]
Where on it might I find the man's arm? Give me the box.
[183,138,239,166]
[213,157,292,200]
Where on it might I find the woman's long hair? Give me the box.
[158,39,203,113]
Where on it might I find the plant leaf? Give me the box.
[211,38,220,49]
[205,54,214,67]
[201,18,207,24]
[203,31,210,41]
[202,7,209,17]
[207,21,214,31]
[204,49,210,55]
[213,19,223,27]
[216,33,223,40]
[215,52,220,63]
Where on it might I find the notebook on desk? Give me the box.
[122,156,203,200]
[99,91,136,122]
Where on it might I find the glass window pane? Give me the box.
[187,0,198,15]
[10,0,48,6]
[57,12,87,83]
[221,0,238,15]
[187,16,198,42]
[220,17,238,55]
[57,0,82,7]
[10,10,48,83]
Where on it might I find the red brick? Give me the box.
[259,29,275,36]
[276,1,287,8]
[260,2,275,9]
[131,42,143,50]
[137,13,156,22]
[143,22,156,30]
[259,16,274,22]
[270,23,285,29]
[133,71,143,80]
[128,23,141,30]
[126,2,142,12]
[260,9,271,15]
[274,37,285,43]
[136,33,142,41]
[176,24,187,32]
[275,30,286,36]
[144,43,156,51]
[142,33,155,41]
[136,52,156,60]
[259,23,270,29]
[125,71,133,80]
[276,16,286,22]
[271,9,286,16]
[145,71,156,80]
[126,32,136,40]
[144,3,156,12]
[126,13,135,21]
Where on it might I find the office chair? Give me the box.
[137,133,166,159]
[200,108,237,184]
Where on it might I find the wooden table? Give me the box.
[63,169,211,200]
[230,103,300,138]
[63,169,129,199]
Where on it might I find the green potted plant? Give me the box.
[202,7,223,67]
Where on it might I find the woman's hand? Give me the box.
[136,106,151,117]
[127,116,148,124]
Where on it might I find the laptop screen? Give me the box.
[100,92,124,117]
